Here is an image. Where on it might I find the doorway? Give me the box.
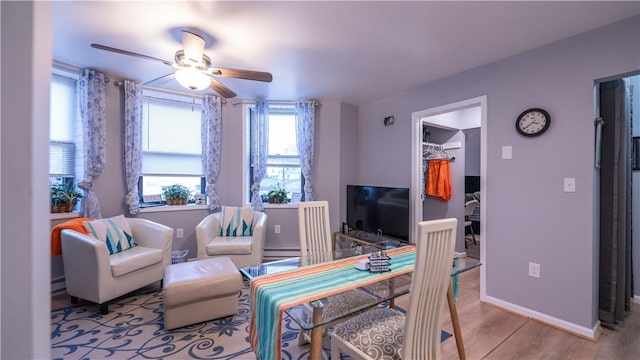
[410,95,487,301]
[597,74,639,325]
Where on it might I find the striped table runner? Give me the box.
[249,246,416,360]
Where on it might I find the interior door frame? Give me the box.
[410,95,487,301]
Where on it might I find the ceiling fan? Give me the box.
[91,30,272,98]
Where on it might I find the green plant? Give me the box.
[50,183,83,212]
[162,184,191,205]
[266,183,289,204]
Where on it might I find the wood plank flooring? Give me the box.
[403,266,640,360]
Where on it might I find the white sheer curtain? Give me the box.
[296,100,316,201]
[78,69,107,219]
[250,100,269,210]
[123,80,143,214]
[201,95,222,211]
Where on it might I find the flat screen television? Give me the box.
[346,185,410,242]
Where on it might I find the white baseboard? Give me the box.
[485,295,599,340]
[51,275,66,294]
[632,295,640,304]
[263,248,300,261]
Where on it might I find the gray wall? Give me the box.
[357,16,640,330]
[464,128,481,176]
[339,104,359,224]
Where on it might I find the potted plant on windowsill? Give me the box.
[266,183,289,204]
[51,183,83,213]
[162,184,191,205]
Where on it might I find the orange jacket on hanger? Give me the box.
[426,159,452,201]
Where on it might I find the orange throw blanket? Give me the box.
[427,159,452,201]
[50,217,92,256]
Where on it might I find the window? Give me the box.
[248,105,303,202]
[139,91,204,204]
[49,70,82,201]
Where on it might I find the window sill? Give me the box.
[261,203,299,209]
[50,212,81,221]
[139,204,209,213]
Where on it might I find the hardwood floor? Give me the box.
[397,266,640,360]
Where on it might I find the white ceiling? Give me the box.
[52,1,640,105]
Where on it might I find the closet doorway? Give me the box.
[410,95,487,300]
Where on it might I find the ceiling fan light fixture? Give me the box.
[175,68,210,91]
[181,30,206,65]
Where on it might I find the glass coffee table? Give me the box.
[242,248,480,360]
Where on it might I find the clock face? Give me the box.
[516,108,550,137]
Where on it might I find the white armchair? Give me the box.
[60,218,173,314]
[196,210,267,268]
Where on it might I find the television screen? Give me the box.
[346,185,410,242]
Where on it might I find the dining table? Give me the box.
[244,245,480,360]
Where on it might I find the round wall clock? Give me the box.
[516,108,551,137]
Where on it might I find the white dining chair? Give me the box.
[331,218,457,360]
[298,200,333,265]
[297,201,378,351]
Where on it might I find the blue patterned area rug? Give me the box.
[51,286,451,359]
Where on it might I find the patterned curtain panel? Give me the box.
[201,95,222,211]
[250,100,269,210]
[296,100,316,201]
[78,69,106,219]
[123,80,143,214]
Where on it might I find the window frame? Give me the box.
[137,90,206,208]
[245,104,305,206]
[49,68,82,216]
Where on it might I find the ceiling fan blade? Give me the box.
[181,30,205,66]
[91,43,175,67]
[211,67,273,82]
[208,78,237,98]
[143,72,175,86]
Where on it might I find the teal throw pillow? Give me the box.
[83,215,136,255]
[219,206,254,237]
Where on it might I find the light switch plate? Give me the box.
[502,146,512,159]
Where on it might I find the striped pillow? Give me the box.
[218,206,254,237]
[83,215,136,255]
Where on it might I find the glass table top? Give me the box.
[241,247,481,330]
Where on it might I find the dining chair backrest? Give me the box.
[464,200,479,218]
[403,218,457,360]
[298,201,332,264]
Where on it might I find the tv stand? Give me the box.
[332,231,406,251]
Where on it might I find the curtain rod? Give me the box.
[113,82,227,104]
[231,99,320,106]
[52,60,110,84]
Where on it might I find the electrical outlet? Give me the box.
[176,228,184,239]
[529,262,540,278]
[274,225,281,234]
[564,177,576,192]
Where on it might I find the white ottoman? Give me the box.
[163,257,243,330]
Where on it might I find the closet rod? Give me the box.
[422,142,443,152]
